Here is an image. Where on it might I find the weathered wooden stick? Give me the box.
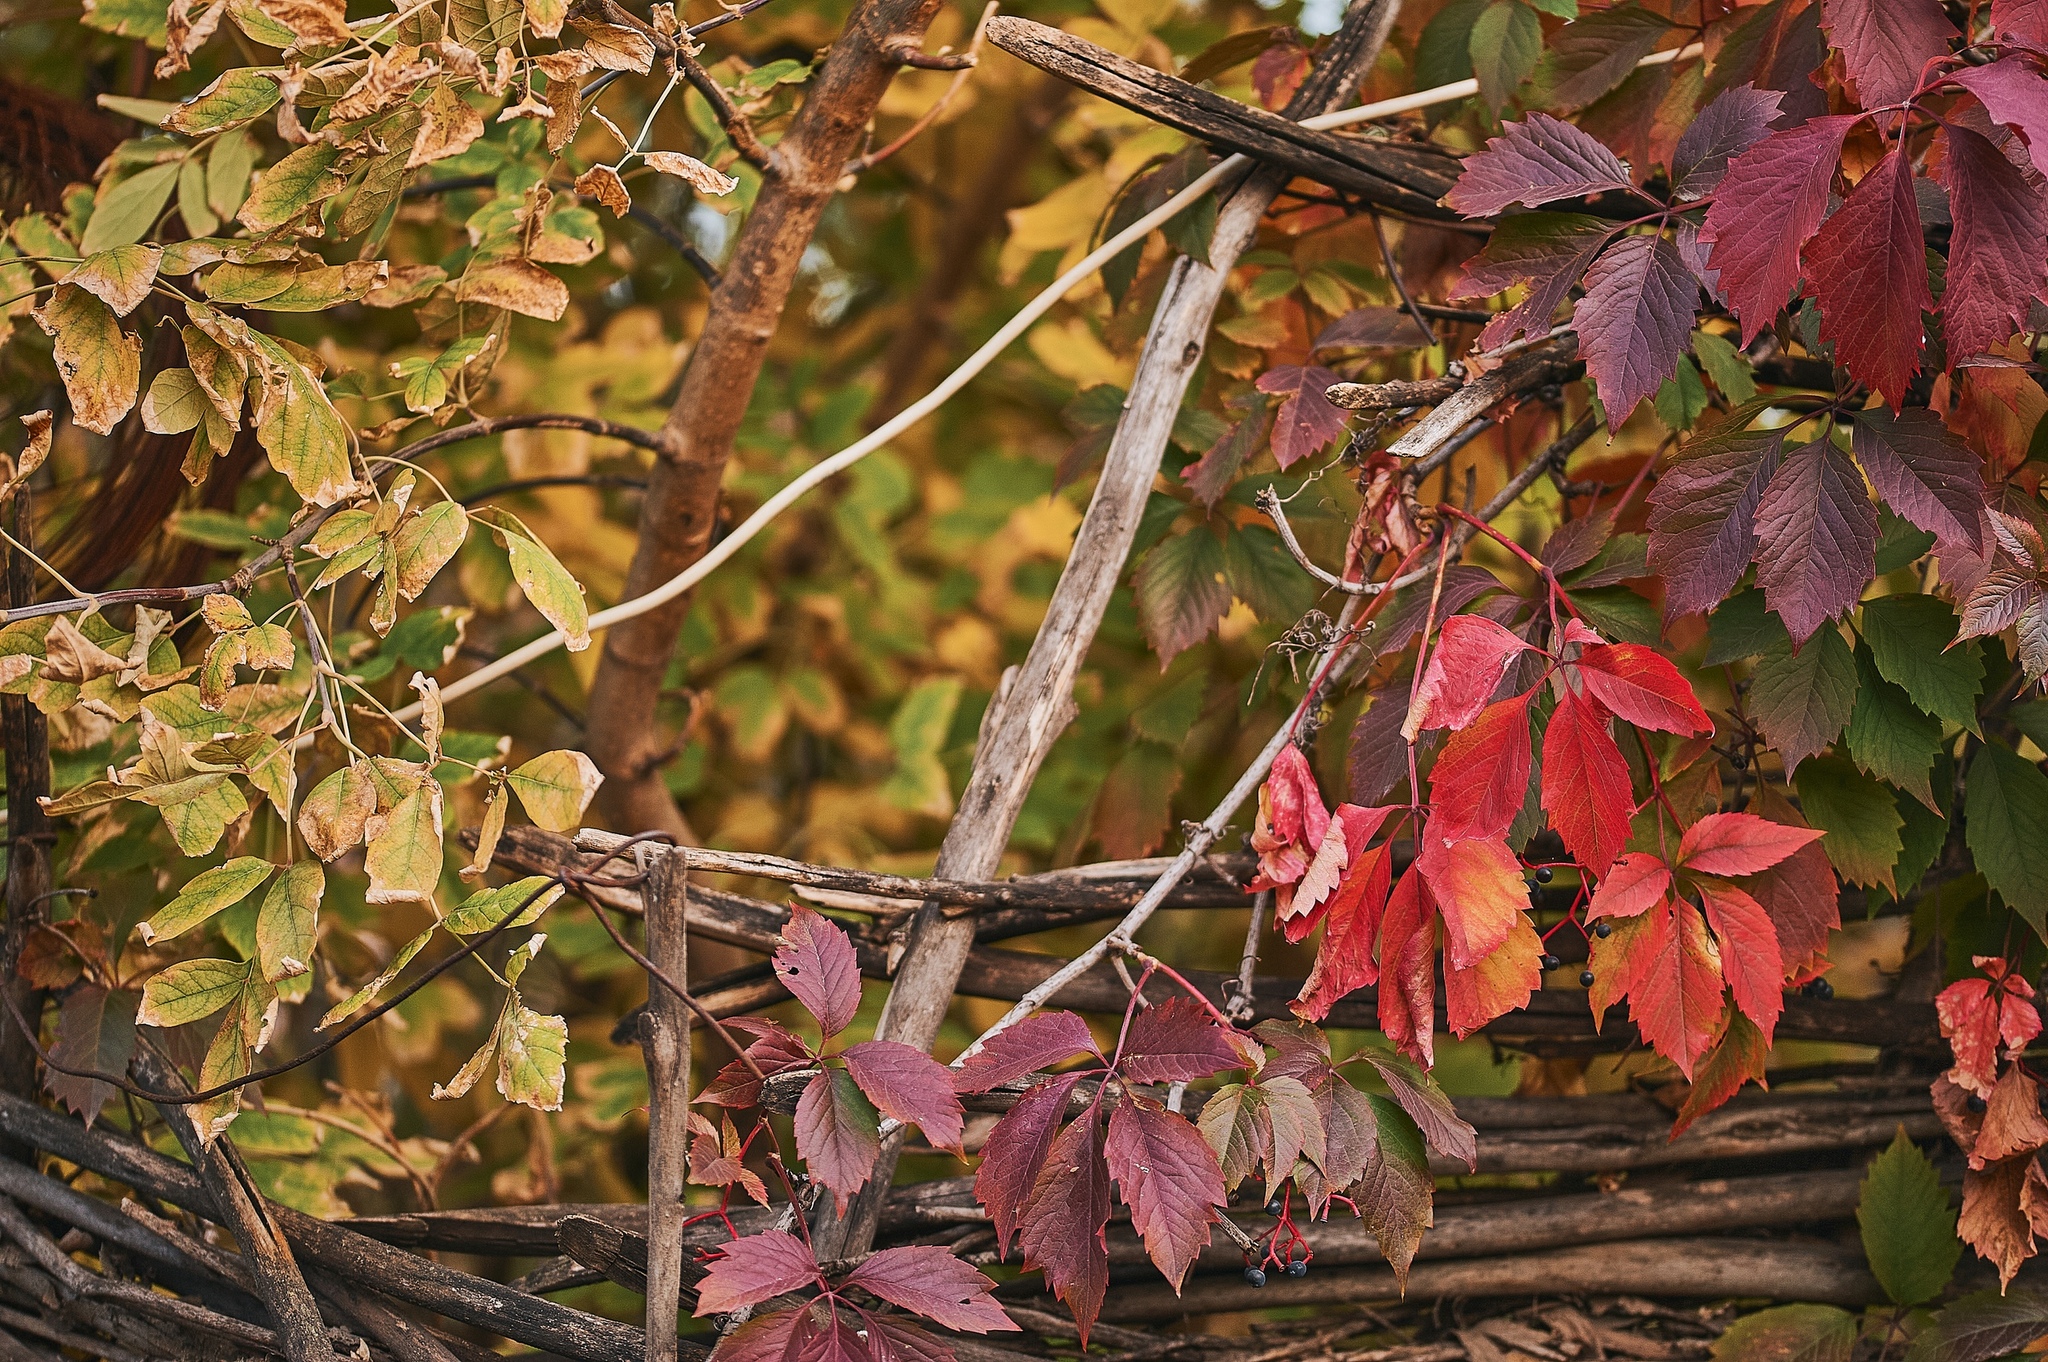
[982,15,1463,218]
[639,851,693,1362]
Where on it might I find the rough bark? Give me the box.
[0,491,50,1115]
[579,0,955,837]
[639,853,691,1362]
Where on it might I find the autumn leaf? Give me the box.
[1801,149,1929,410]
[1700,116,1857,343]
[1104,1099,1226,1291]
[841,1040,965,1152]
[842,1247,1015,1334]
[1752,438,1878,645]
[1445,112,1636,216]
[1016,1114,1113,1345]
[1647,423,1786,621]
[1817,0,1955,108]
[1573,233,1699,428]
[694,1231,823,1316]
[1404,615,1533,740]
[774,906,864,1039]
[1540,687,1634,876]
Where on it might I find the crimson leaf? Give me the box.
[1752,437,1879,644]
[1530,4,1675,113]
[1444,112,1638,216]
[1625,898,1726,1078]
[795,1069,881,1214]
[1574,642,1713,735]
[1405,614,1534,738]
[1950,58,2048,182]
[699,1017,815,1108]
[1291,838,1395,1019]
[1677,811,1827,875]
[693,1231,822,1316]
[975,1072,1085,1257]
[842,1247,1016,1334]
[1576,232,1701,429]
[1939,124,2048,363]
[1672,84,1785,199]
[1818,0,1956,109]
[1993,0,2048,44]
[1801,147,1930,409]
[1851,406,1989,552]
[709,1310,803,1362]
[1700,115,1858,343]
[1427,692,1536,842]
[953,1011,1100,1094]
[840,1041,965,1153]
[1647,424,1786,620]
[1016,1114,1112,1345]
[1254,365,1346,470]
[865,1314,959,1362]
[1448,211,1614,349]
[1695,879,1785,1042]
[774,906,863,1040]
[1117,996,1243,1083]
[1104,1098,1226,1291]
[1541,687,1635,876]
[1374,866,1439,1068]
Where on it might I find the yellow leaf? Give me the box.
[69,244,162,317]
[298,760,377,861]
[363,781,444,904]
[31,285,141,436]
[506,749,602,830]
[457,258,569,321]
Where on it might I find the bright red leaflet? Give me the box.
[1573,643,1712,735]
[1584,853,1673,922]
[1290,838,1395,1017]
[774,905,864,1039]
[953,1012,1101,1094]
[1624,897,1726,1079]
[840,1040,966,1152]
[1676,811,1826,876]
[1540,687,1635,877]
[1695,879,1786,1043]
[1404,615,1534,739]
[1414,830,1529,970]
[1426,692,1536,842]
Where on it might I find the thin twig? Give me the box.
[845,3,997,176]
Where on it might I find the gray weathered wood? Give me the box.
[639,853,691,1362]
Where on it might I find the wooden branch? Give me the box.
[640,852,691,1362]
[1324,376,1463,410]
[808,0,1411,1265]
[983,16,1462,219]
[0,491,50,1113]
[1084,1239,1885,1320]
[390,412,672,463]
[128,1047,338,1362]
[1385,345,1579,460]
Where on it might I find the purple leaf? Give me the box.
[1752,438,1879,645]
[1254,365,1346,470]
[1672,84,1785,198]
[1445,113,1637,217]
[693,1231,821,1316]
[953,1011,1101,1094]
[1530,4,1676,113]
[975,1072,1085,1257]
[842,1247,1017,1333]
[699,1017,814,1108]
[1540,510,1615,575]
[1701,115,1859,343]
[1573,233,1700,428]
[1347,675,1420,807]
[1992,0,2048,45]
[1314,307,1432,351]
[1448,211,1614,349]
[1818,0,1957,109]
[794,1069,880,1214]
[1116,996,1243,1083]
[1800,147,1930,410]
[1103,1099,1226,1291]
[1850,406,1988,552]
[1938,124,2048,364]
[774,906,863,1040]
[1347,1046,1478,1171]
[863,1315,958,1362]
[1951,57,2048,182]
[841,1041,966,1152]
[1016,1113,1112,1346]
[1961,567,2044,640]
[708,1311,803,1362]
[1648,425,1787,621]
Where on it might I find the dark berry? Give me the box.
[1815,979,1834,1000]
[1968,1094,1988,1113]
[1540,953,1561,971]
[1536,867,1554,884]
[1594,921,1612,939]
[1265,1198,1284,1217]
[1288,1260,1309,1278]
[1579,970,1596,987]
[1244,1267,1267,1287]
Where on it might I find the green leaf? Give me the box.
[81,0,168,44]
[1222,523,1313,625]
[1692,330,1757,403]
[1845,644,1942,809]
[139,857,275,946]
[237,142,346,233]
[251,335,355,506]
[1416,0,1487,89]
[1965,743,2048,938]
[80,161,180,255]
[1470,0,1543,111]
[363,783,444,905]
[505,750,602,831]
[1522,0,1576,15]
[163,69,283,136]
[256,860,324,985]
[1905,1289,2048,1362]
[475,510,589,650]
[1874,508,1937,574]
[1711,1305,1856,1362]
[1862,594,1983,733]
[320,926,432,1029]
[882,676,963,817]
[1888,779,1949,903]
[1794,754,1905,893]
[444,875,564,934]
[1653,354,1709,432]
[2009,699,2048,753]
[1748,625,1857,776]
[1857,1128,1960,1306]
[138,957,251,1029]
[1705,589,1790,664]
[498,1000,568,1110]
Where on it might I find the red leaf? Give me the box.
[1671,1007,1768,1137]
[693,1231,822,1315]
[708,1309,803,1362]
[953,1013,1100,1094]
[1283,803,1397,942]
[1627,898,1727,1078]
[1992,0,2048,45]
[1427,692,1535,842]
[975,1073,1085,1256]
[45,984,137,1126]
[1573,643,1712,735]
[1938,959,2045,1097]
[1117,998,1243,1085]
[1737,792,1841,975]
[841,1041,966,1152]
[1374,867,1438,1068]
[1254,365,1346,470]
[1951,58,2048,182]
[1448,211,1615,349]
[1672,84,1785,198]
[1939,124,2048,363]
[795,1069,880,1214]
[1752,437,1879,644]
[1250,744,1330,894]
[1850,406,1989,551]
[1444,112,1637,217]
[1104,1099,1226,1291]
[1405,615,1535,739]
[1540,687,1635,876]
[1572,233,1700,428]
[865,1315,959,1362]
[700,1017,815,1108]
[1700,115,1858,343]
[1818,0,1957,107]
[1291,839,1395,1018]
[1646,425,1787,621]
[1801,148,1930,409]
[1442,911,1542,1038]
[1414,830,1530,970]
[1016,1114,1112,1345]
[843,1247,1016,1334]
[1695,879,1785,1041]
[1677,811,1827,875]
[775,906,863,1040]
[1584,852,1673,922]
